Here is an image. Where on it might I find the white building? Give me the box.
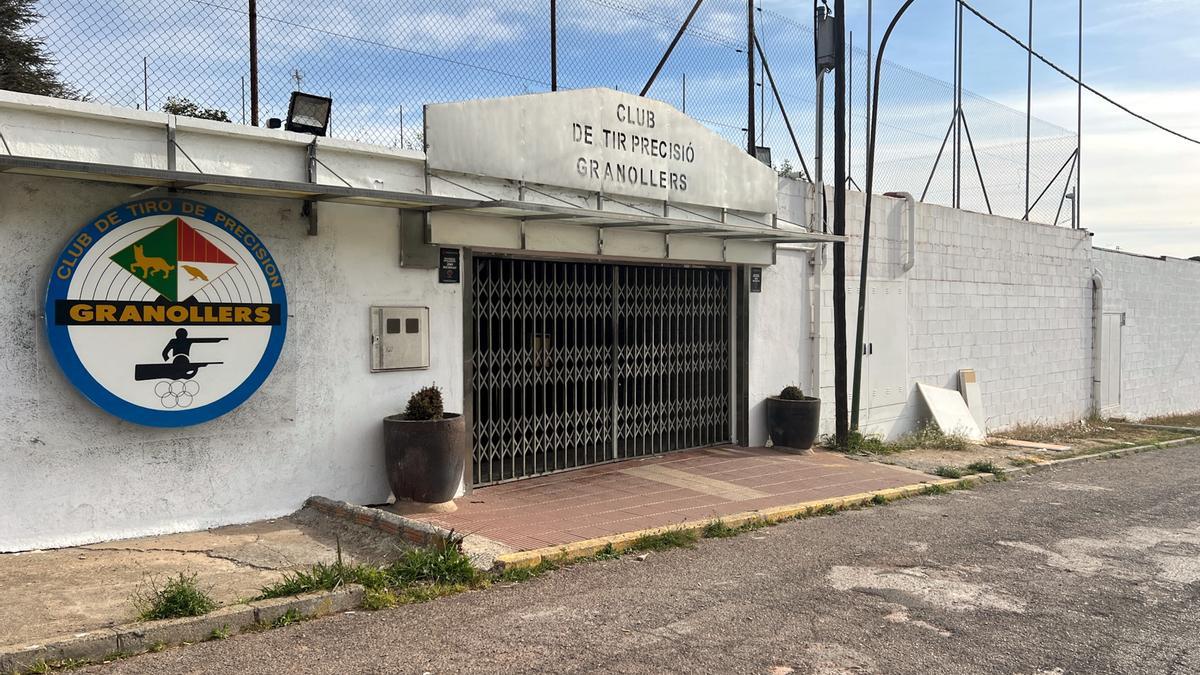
[2,89,1197,552]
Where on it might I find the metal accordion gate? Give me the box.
[469,255,732,486]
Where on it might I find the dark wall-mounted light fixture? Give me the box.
[285,92,332,136]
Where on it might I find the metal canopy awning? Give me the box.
[431,199,843,244]
[0,154,475,210]
[0,154,842,244]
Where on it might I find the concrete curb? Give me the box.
[0,585,364,673]
[305,496,516,570]
[306,495,451,547]
[998,435,1199,476]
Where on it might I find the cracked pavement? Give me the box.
[86,444,1200,674]
[0,508,406,646]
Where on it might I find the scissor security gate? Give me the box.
[470,256,731,485]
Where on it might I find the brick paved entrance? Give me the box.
[407,447,930,551]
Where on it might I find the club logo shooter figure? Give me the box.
[132,329,228,409]
[46,197,287,427]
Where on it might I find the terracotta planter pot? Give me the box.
[765,396,821,451]
[383,413,466,504]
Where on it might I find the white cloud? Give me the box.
[1025,87,1200,257]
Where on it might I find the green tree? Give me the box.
[162,96,231,122]
[0,0,82,98]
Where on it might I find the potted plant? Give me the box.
[383,385,466,505]
[765,385,821,452]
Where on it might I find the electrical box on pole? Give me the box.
[815,5,837,74]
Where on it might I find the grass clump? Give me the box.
[133,572,217,621]
[385,540,481,587]
[271,609,305,628]
[362,587,397,610]
[965,460,1002,475]
[1008,456,1039,467]
[932,465,964,479]
[1002,415,1115,444]
[1140,411,1200,428]
[830,423,972,455]
[256,560,385,599]
[871,493,888,505]
[628,528,699,552]
[209,625,231,641]
[702,519,739,539]
[255,533,486,615]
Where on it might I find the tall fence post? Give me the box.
[1024,0,1033,219]
[249,0,259,126]
[1076,0,1082,229]
[833,0,848,447]
[746,0,755,156]
[550,0,558,91]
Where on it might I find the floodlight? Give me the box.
[285,92,332,136]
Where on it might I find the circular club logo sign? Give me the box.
[45,197,287,427]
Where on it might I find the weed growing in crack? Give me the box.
[271,609,305,628]
[362,587,397,610]
[385,538,480,587]
[627,529,699,552]
[132,572,217,621]
[702,519,739,538]
[933,466,965,479]
[964,460,1007,479]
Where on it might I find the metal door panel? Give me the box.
[471,256,731,485]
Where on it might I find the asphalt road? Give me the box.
[91,446,1200,674]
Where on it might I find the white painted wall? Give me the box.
[747,248,813,446]
[816,192,1095,438]
[0,186,463,553]
[1091,249,1200,419]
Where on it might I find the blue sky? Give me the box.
[32,0,1200,256]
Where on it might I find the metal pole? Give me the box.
[249,0,259,126]
[1024,0,1033,219]
[550,0,558,91]
[815,74,824,181]
[640,0,707,96]
[814,1,825,231]
[851,0,917,431]
[747,0,756,156]
[954,1,962,208]
[866,0,872,154]
[755,36,812,181]
[1076,0,1082,229]
[950,2,957,208]
[833,0,848,447]
[757,0,763,146]
[848,29,853,186]
[956,2,964,207]
[143,57,149,110]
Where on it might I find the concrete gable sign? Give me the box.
[425,88,777,215]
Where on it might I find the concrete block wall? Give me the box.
[1092,248,1200,419]
[816,192,1094,438]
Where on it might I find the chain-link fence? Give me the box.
[25,0,1078,224]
